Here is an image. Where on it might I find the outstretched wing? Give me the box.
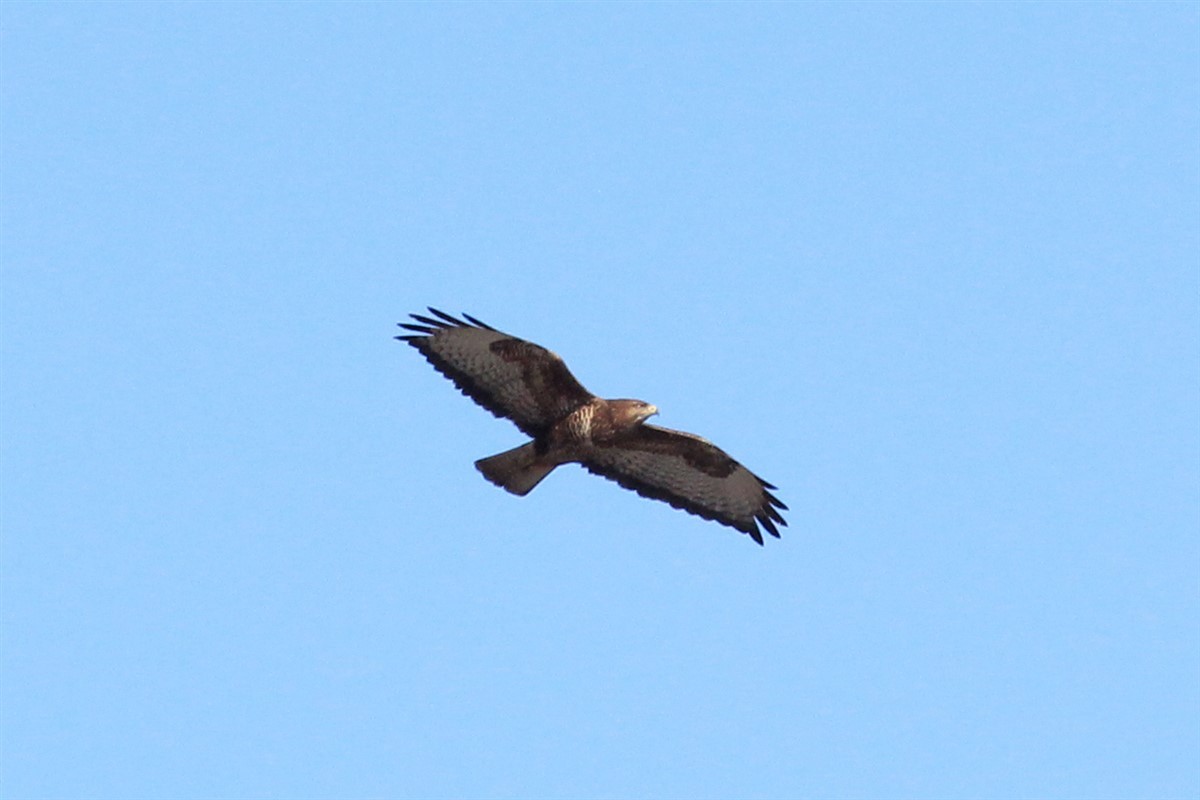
[580,424,787,545]
[397,308,595,438]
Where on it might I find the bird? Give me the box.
[396,308,787,544]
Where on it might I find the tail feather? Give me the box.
[475,443,555,496]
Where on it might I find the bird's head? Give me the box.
[610,399,658,427]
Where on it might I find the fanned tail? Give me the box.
[475,443,556,496]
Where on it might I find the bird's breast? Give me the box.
[563,403,595,441]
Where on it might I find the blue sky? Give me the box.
[2,3,1197,799]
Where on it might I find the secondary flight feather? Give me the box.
[396,308,788,544]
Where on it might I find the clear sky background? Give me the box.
[2,4,1198,799]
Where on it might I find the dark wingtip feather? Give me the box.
[403,308,497,333]
[426,307,465,326]
[759,515,781,539]
[460,312,497,331]
[409,313,452,329]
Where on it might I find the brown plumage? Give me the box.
[396,308,788,544]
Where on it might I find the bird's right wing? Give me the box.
[397,308,595,438]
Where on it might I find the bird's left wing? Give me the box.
[581,424,787,545]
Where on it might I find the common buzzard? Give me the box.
[397,308,788,544]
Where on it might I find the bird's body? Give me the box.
[397,308,787,544]
[477,397,657,496]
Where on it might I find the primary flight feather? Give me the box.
[396,308,787,544]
